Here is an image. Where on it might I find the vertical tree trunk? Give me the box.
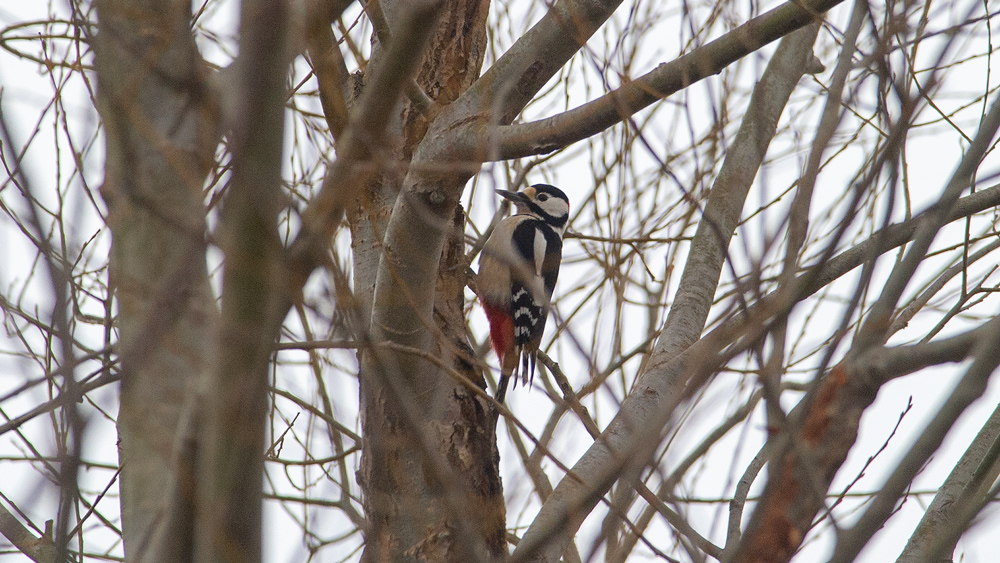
[353,1,504,561]
[194,1,289,561]
[92,0,219,560]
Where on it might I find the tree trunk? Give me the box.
[354,1,505,561]
[92,0,219,560]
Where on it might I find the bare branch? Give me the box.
[197,0,291,559]
[306,1,353,138]
[868,326,985,385]
[0,502,63,563]
[898,400,1000,563]
[830,314,1000,563]
[9,2,1000,562]
[728,311,1000,563]
[454,0,624,132]
[854,92,1000,351]
[888,238,1000,336]
[359,0,436,114]
[91,0,221,558]
[492,0,845,160]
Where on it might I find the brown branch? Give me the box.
[452,0,624,134]
[888,238,1000,336]
[196,0,291,560]
[360,0,436,114]
[806,181,1000,298]
[852,67,1000,352]
[306,1,352,138]
[869,330,984,384]
[0,505,62,563]
[273,339,357,351]
[729,316,1000,563]
[829,315,1000,563]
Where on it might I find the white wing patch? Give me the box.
[533,227,546,277]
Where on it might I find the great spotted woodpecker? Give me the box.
[477,184,569,404]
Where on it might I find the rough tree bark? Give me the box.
[356,0,629,560]
[352,1,505,561]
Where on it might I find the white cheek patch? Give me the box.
[539,199,568,218]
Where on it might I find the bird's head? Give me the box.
[496,184,570,230]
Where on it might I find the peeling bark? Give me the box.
[732,363,880,563]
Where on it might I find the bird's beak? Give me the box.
[495,189,530,204]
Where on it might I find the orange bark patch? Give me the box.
[743,452,801,563]
[800,363,848,446]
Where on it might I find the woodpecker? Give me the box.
[477,184,569,404]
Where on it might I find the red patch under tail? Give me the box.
[481,300,513,364]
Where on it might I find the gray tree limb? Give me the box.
[897,399,1000,563]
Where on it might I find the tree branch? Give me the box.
[830,315,1000,563]
[806,181,1000,299]
[897,399,1000,563]
[306,0,353,138]
[91,0,220,558]
[360,0,436,114]
[491,0,845,160]
[453,0,624,133]
[868,326,986,385]
[0,503,63,563]
[888,238,1000,336]
[197,0,289,560]
[286,0,444,295]
[726,314,998,563]
[853,83,1000,352]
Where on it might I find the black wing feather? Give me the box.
[509,221,563,384]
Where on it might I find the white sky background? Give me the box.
[2,0,1000,562]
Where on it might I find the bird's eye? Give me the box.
[538,194,549,201]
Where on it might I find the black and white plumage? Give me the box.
[477,184,569,404]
